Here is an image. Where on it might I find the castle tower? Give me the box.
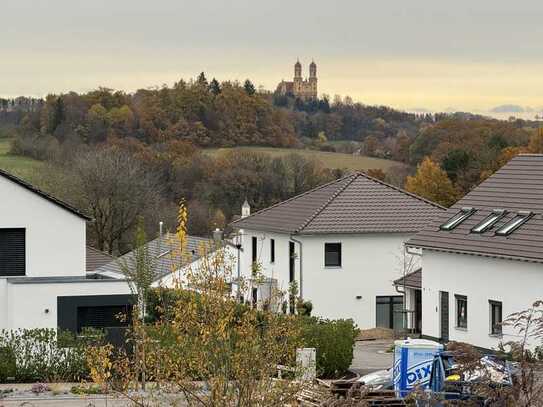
[308,60,317,99]
[293,60,303,95]
[309,60,317,78]
[294,60,302,79]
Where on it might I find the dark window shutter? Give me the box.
[0,228,26,276]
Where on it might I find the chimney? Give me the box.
[213,228,223,243]
[242,199,251,218]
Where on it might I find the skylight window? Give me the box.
[471,210,506,234]
[495,211,533,236]
[440,207,475,231]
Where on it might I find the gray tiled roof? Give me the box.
[95,234,214,281]
[407,154,543,263]
[231,172,445,234]
[393,268,422,289]
[86,246,115,272]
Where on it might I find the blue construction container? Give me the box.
[393,338,443,397]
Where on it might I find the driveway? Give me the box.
[350,339,394,376]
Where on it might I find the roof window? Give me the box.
[495,211,533,236]
[471,210,506,234]
[440,207,475,231]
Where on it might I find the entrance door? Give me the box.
[439,291,449,342]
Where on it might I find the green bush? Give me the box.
[0,329,103,383]
[301,317,359,378]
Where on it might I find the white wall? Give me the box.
[0,176,86,278]
[238,229,416,328]
[6,280,131,330]
[421,250,543,349]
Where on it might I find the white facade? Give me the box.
[421,250,543,349]
[0,173,131,331]
[2,279,130,330]
[237,228,418,329]
[0,175,86,278]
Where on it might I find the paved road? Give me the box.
[350,339,393,376]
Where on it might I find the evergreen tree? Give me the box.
[243,79,256,96]
[209,78,221,95]
[197,72,208,87]
[49,96,65,133]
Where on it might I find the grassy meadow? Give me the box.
[204,146,403,171]
[0,138,44,181]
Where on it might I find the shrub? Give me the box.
[0,347,16,382]
[301,317,359,378]
[0,329,103,383]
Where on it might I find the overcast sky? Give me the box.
[3,0,543,115]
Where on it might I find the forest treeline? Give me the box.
[1,73,542,253]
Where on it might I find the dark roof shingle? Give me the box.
[393,268,422,289]
[407,154,543,263]
[95,234,214,281]
[86,246,115,272]
[231,172,445,234]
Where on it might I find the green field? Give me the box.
[205,146,403,171]
[0,139,44,181]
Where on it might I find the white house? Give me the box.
[406,154,543,350]
[230,172,445,330]
[0,169,131,333]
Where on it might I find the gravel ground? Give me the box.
[350,339,394,376]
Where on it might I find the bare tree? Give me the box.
[72,147,162,254]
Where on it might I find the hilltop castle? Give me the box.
[276,60,318,100]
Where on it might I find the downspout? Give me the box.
[290,235,303,299]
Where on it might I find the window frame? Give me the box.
[0,228,26,277]
[471,210,506,233]
[455,294,468,329]
[440,207,476,231]
[324,242,342,268]
[489,300,503,336]
[251,236,257,263]
[495,211,533,236]
[270,238,275,264]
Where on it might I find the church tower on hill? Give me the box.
[276,60,318,100]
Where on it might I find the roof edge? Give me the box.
[355,171,447,211]
[406,242,543,264]
[0,168,92,221]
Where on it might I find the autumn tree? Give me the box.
[527,127,543,153]
[405,157,458,207]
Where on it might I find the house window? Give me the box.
[471,210,506,233]
[489,300,503,335]
[324,243,341,267]
[251,236,257,263]
[495,211,533,236]
[455,295,468,329]
[440,207,475,231]
[270,239,275,263]
[376,296,404,330]
[0,228,26,276]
